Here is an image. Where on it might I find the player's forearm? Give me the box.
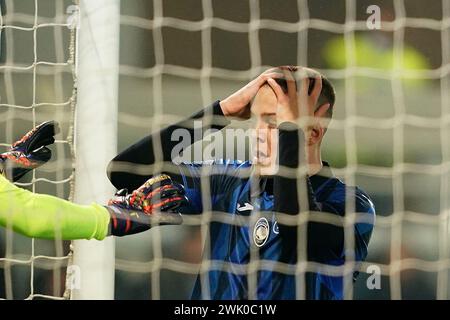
[274,124,346,262]
[0,175,110,240]
[273,123,318,215]
[108,100,230,190]
[273,124,323,263]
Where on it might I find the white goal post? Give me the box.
[70,0,120,300]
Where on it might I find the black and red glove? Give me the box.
[0,121,59,182]
[105,174,188,237]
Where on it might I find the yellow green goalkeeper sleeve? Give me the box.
[0,174,110,240]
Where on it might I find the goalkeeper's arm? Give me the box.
[0,174,109,240]
[0,121,187,240]
[0,173,186,240]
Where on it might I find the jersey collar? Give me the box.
[309,161,335,192]
[255,161,335,196]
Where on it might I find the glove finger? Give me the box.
[144,192,185,211]
[131,186,183,210]
[172,182,186,195]
[115,188,129,197]
[162,182,185,196]
[108,188,129,206]
[158,195,189,212]
[29,146,52,164]
[28,121,59,150]
[143,195,188,213]
[138,183,182,202]
[146,184,185,200]
[136,174,173,194]
[6,146,52,168]
[160,200,187,212]
[30,136,55,151]
[14,121,59,152]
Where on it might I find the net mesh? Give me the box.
[0,0,449,300]
[113,0,450,300]
[0,0,76,300]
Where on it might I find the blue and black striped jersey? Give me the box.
[177,159,375,300]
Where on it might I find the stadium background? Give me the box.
[0,0,448,299]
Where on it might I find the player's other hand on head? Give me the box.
[0,120,60,182]
[220,67,284,120]
[105,174,188,237]
[267,66,330,130]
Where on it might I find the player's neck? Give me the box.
[306,145,323,176]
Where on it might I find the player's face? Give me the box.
[250,84,279,175]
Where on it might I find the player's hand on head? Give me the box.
[105,174,188,237]
[220,67,284,120]
[0,120,60,182]
[267,66,329,130]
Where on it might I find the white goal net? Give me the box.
[0,0,76,299]
[1,0,449,300]
[113,0,450,300]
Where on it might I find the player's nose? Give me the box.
[250,127,265,143]
[256,127,269,142]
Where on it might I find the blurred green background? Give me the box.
[0,0,449,299]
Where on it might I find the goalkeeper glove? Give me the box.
[105,174,188,237]
[0,121,59,182]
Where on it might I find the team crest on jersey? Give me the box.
[253,217,270,247]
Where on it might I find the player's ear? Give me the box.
[315,102,331,131]
[307,125,325,146]
[308,102,330,146]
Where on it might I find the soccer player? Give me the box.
[107,66,376,300]
[0,121,186,240]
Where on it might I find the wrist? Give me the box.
[278,121,300,131]
[276,113,297,127]
[219,99,231,117]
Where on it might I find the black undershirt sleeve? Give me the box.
[107,100,229,191]
[273,122,319,214]
[273,123,344,263]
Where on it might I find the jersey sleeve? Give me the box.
[311,185,375,282]
[107,101,229,192]
[353,189,376,263]
[0,175,110,240]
